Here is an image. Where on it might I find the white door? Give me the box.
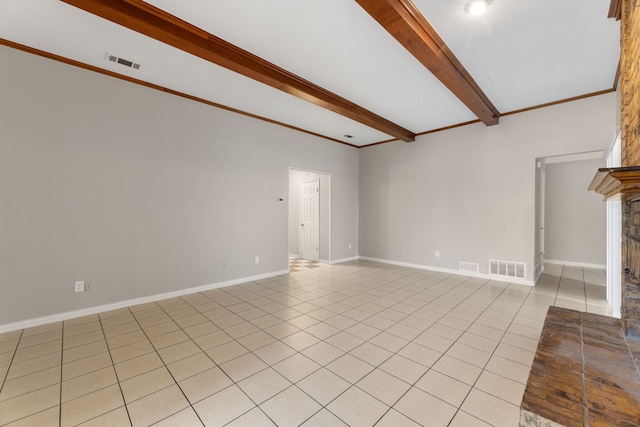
[300,179,319,261]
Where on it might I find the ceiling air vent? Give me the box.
[106,53,141,70]
[489,259,526,279]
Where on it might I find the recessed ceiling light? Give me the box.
[465,0,490,15]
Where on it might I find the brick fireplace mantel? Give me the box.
[589,166,640,201]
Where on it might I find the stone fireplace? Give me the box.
[519,1,640,426]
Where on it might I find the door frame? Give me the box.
[288,168,331,263]
[299,179,320,261]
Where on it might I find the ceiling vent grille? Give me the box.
[106,53,141,70]
[489,259,526,279]
[459,261,479,273]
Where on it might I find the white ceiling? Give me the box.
[0,0,620,147]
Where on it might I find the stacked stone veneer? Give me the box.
[621,0,640,339]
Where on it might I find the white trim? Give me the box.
[289,253,300,259]
[329,256,359,265]
[544,259,606,269]
[0,269,289,334]
[544,150,605,164]
[358,256,534,286]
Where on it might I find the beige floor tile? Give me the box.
[500,331,540,352]
[127,384,189,427]
[224,322,261,340]
[357,369,410,406]
[297,368,350,405]
[64,330,106,350]
[326,353,374,384]
[368,332,408,353]
[0,351,15,368]
[193,385,255,426]
[192,330,234,350]
[327,385,388,427]
[460,388,520,427]
[206,340,249,365]
[120,366,176,403]
[77,407,130,427]
[109,340,154,364]
[102,321,139,338]
[0,331,22,344]
[393,387,457,427]
[397,342,442,368]
[349,342,393,367]
[139,319,178,337]
[448,410,492,427]
[237,367,291,404]
[253,340,297,365]
[474,370,526,406]
[149,330,190,350]
[12,340,61,363]
[493,342,535,367]
[60,384,123,427]
[378,354,428,384]
[428,323,465,341]
[415,369,471,407]
[153,407,203,427]
[220,352,268,382]
[178,366,233,404]
[237,330,276,351]
[432,355,482,386]
[263,322,300,340]
[281,330,321,352]
[344,323,382,341]
[7,352,61,380]
[301,341,344,366]
[183,321,220,339]
[62,366,118,403]
[260,385,322,427]
[167,352,216,382]
[17,330,62,349]
[0,365,60,402]
[485,354,531,385]
[0,384,60,425]
[105,330,146,350]
[63,340,109,364]
[63,321,102,338]
[273,353,321,383]
[413,331,454,353]
[226,407,276,426]
[114,352,164,381]
[375,408,421,427]
[300,408,348,426]
[62,351,113,381]
[4,406,59,427]
[457,332,499,353]
[157,339,202,364]
[445,341,492,368]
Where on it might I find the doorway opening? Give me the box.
[288,168,331,264]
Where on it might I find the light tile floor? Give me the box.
[0,261,608,426]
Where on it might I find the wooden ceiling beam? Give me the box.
[608,0,622,20]
[60,0,416,142]
[356,0,500,126]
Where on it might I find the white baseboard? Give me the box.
[288,253,300,259]
[358,256,535,286]
[0,269,289,334]
[544,259,606,269]
[329,256,359,265]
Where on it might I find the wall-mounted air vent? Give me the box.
[106,53,141,70]
[489,259,526,279]
[459,262,479,273]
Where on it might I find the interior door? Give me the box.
[300,179,319,261]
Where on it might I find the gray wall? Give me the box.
[359,93,616,281]
[0,45,360,325]
[288,169,333,261]
[544,158,606,265]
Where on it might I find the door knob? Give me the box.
[301,224,304,226]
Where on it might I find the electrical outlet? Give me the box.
[74,281,85,293]
[85,281,93,291]
[349,243,352,250]
[435,250,440,258]
[255,256,260,264]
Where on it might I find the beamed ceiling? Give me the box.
[0,0,620,147]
